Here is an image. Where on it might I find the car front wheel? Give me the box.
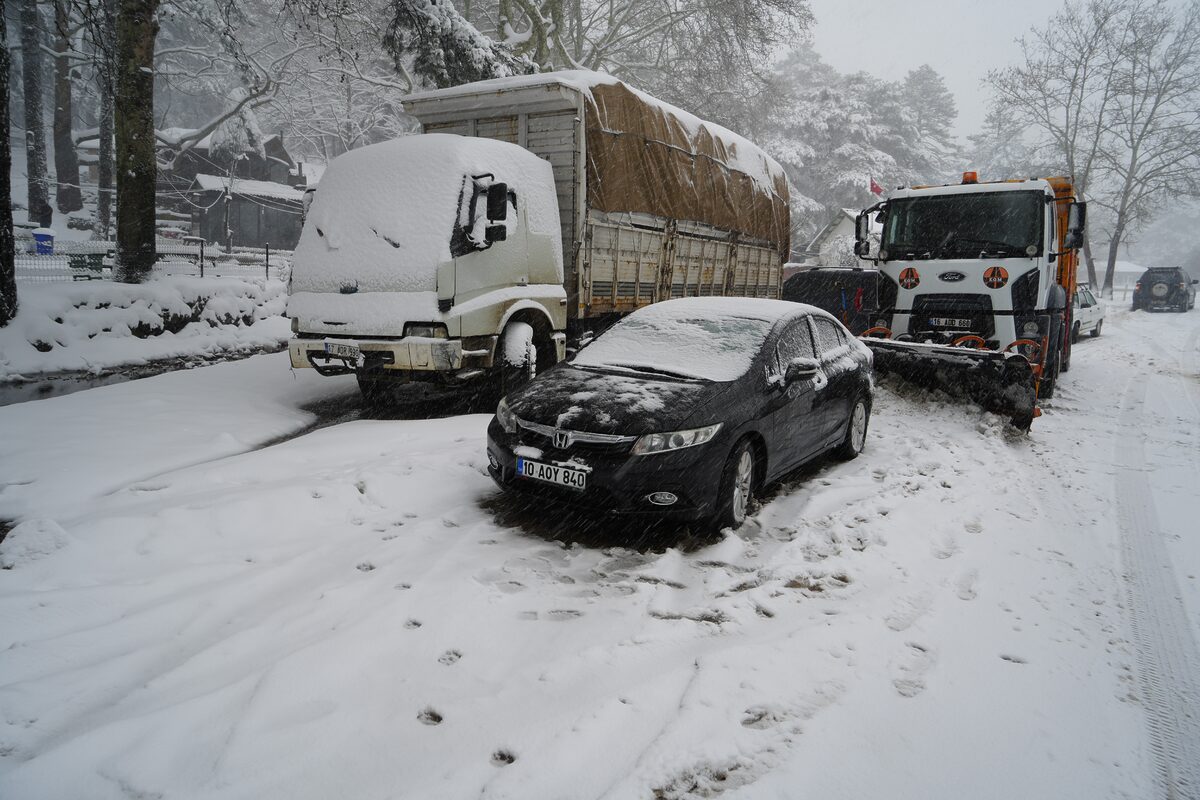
[834,396,870,460]
[712,440,755,532]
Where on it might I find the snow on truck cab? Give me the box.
[852,173,1086,428]
[286,71,791,400]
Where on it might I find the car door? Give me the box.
[764,317,825,474]
[810,316,855,445]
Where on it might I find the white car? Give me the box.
[1072,285,1105,341]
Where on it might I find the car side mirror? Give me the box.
[785,356,819,383]
[487,183,509,221]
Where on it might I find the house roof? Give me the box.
[190,174,305,202]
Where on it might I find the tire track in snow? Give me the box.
[1116,371,1200,800]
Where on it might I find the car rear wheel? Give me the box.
[712,440,755,532]
[834,396,870,460]
[1091,319,1103,337]
[1070,322,1081,344]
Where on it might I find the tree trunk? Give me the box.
[114,0,160,282]
[96,86,115,239]
[1103,227,1123,299]
[94,0,116,240]
[53,0,82,213]
[1,9,19,326]
[20,0,52,227]
[1082,236,1099,287]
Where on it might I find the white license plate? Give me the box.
[324,341,360,359]
[929,317,972,328]
[516,457,588,491]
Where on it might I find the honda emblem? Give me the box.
[553,429,573,449]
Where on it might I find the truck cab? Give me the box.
[857,173,1085,398]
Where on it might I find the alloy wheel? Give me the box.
[851,401,868,453]
[732,449,754,523]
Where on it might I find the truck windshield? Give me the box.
[882,190,1043,260]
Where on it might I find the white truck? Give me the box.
[286,71,791,398]
[851,173,1086,427]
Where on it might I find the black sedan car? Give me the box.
[486,298,874,531]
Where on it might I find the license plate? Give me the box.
[324,341,360,359]
[929,317,972,328]
[516,457,588,491]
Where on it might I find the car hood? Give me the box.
[505,364,728,436]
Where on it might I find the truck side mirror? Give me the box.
[487,183,509,221]
[1064,201,1086,249]
[485,224,507,243]
[853,213,870,257]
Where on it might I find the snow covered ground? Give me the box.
[1,309,1197,799]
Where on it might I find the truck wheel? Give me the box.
[711,439,755,532]
[498,322,537,396]
[1090,319,1102,337]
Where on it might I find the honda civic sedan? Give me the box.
[485,297,874,531]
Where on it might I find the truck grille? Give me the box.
[910,294,995,338]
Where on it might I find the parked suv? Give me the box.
[1132,267,1197,312]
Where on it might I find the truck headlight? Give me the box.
[496,397,517,434]
[632,423,722,456]
[1021,320,1040,336]
[403,322,449,339]
[290,316,299,333]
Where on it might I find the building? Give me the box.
[187,175,306,250]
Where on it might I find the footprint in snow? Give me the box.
[404,619,422,629]
[885,592,932,632]
[546,609,583,621]
[417,708,443,725]
[491,750,516,766]
[957,569,979,601]
[438,650,461,665]
[931,534,958,560]
[999,653,1027,664]
[356,562,375,572]
[893,642,936,698]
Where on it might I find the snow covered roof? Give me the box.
[190,174,305,202]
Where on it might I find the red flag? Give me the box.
[870,177,884,196]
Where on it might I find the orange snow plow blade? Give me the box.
[864,338,1039,429]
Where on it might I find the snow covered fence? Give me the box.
[0,276,291,380]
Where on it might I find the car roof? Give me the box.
[627,296,831,326]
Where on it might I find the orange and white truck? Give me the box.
[852,172,1086,428]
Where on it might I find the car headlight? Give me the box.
[496,397,517,434]
[631,423,722,456]
[403,322,449,339]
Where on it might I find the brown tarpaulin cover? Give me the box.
[582,81,790,254]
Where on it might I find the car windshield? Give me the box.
[573,313,774,382]
[883,190,1043,260]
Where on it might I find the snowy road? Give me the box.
[1,309,1198,799]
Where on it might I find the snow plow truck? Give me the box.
[285,72,790,400]
[851,173,1086,429]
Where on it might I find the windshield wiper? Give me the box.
[600,362,706,381]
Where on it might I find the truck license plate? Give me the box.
[516,458,588,491]
[929,317,972,329]
[324,340,361,360]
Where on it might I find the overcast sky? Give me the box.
[804,0,1059,139]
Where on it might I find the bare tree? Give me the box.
[1094,0,1200,293]
[988,0,1200,294]
[20,0,52,227]
[2,8,18,326]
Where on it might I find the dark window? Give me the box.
[882,190,1044,260]
[774,319,816,373]
[1083,289,1098,306]
[812,318,844,354]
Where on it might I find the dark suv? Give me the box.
[1132,267,1197,312]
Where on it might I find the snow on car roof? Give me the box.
[572,297,820,382]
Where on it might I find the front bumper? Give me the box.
[485,419,724,519]
[289,336,463,373]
